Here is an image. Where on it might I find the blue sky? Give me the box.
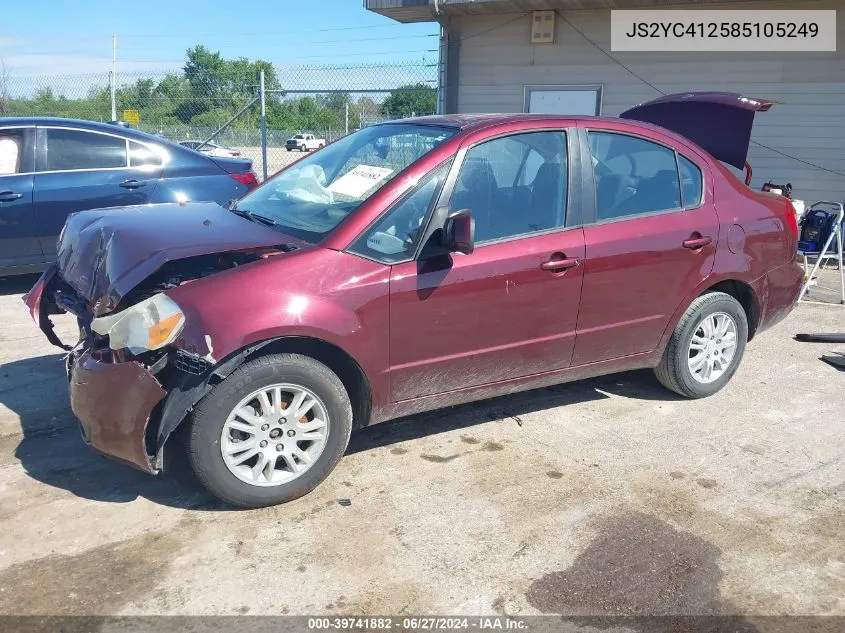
[0,0,439,75]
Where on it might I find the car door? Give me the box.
[384,128,586,402]
[33,126,162,257]
[0,126,42,271]
[571,125,718,366]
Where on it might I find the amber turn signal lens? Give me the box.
[147,313,184,350]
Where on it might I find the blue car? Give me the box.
[0,117,258,276]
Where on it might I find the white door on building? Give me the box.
[525,85,603,115]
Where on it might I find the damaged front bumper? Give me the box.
[24,266,215,475]
[70,349,167,473]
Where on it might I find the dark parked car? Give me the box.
[25,94,803,508]
[0,117,258,276]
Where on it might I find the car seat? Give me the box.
[633,169,681,213]
[528,163,565,231]
[595,173,628,219]
[452,156,498,241]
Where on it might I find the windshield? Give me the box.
[235,123,456,242]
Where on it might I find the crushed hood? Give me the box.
[620,92,776,170]
[56,202,304,316]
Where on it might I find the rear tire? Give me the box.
[654,292,748,399]
[185,353,353,508]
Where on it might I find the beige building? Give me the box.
[365,0,845,203]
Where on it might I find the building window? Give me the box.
[524,85,603,116]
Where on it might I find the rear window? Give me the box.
[42,128,127,171]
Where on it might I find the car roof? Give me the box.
[0,116,168,143]
[393,113,662,130]
[391,113,708,158]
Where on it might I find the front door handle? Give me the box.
[541,255,580,272]
[0,191,23,202]
[119,179,146,189]
[683,234,712,250]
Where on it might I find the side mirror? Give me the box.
[444,209,475,255]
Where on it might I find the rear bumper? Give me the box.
[24,266,166,474]
[753,260,804,334]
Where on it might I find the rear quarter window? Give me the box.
[678,154,703,207]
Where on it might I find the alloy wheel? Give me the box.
[687,312,738,384]
[220,383,329,486]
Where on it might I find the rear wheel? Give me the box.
[185,353,352,508]
[654,292,748,398]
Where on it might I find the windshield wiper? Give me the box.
[229,207,277,226]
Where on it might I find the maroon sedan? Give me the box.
[25,93,803,507]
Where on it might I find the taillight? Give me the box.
[229,171,258,188]
[785,200,799,238]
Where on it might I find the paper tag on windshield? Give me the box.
[328,165,393,198]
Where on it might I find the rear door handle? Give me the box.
[0,191,23,202]
[683,235,712,249]
[119,179,146,189]
[541,256,580,272]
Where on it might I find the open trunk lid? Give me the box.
[620,92,776,169]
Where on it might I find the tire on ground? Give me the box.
[654,291,748,399]
[185,353,352,508]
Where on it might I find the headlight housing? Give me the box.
[91,293,185,354]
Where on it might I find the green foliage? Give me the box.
[6,49,433,136]
[380,83,436,117]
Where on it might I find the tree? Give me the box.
[184,45,228,101]
[380,83,436,118]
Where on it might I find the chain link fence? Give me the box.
[0,60,438,179]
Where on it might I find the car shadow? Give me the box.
[348,368,683,454]
[1,350,679,509]
[0,273,41,297]
[1,352,228,511]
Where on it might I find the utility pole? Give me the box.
[110,35,117,122]
[259,70,268,181]
[344,101,349,135]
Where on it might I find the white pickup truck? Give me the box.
[285,133,326,152]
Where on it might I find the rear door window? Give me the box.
[129,141,163,167]
[41,128,127,172]
[588,131,681,221]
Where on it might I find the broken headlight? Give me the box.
[91,293,185,354]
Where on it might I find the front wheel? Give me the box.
[654,292,748,398]
[185,353,353,508]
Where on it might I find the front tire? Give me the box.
[185,353,352,508]
[654,292,748,398]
